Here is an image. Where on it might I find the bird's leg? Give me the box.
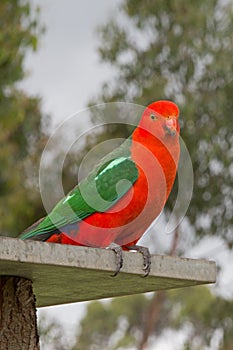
[107,243,123,277]
[125,245,151,277]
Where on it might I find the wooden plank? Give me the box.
[0,237,216,307]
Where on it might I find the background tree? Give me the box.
[0,2,48,348]
[88,0,233,245]
[0,0,46,237]
[71,287,233,350]
[72,0,233,349]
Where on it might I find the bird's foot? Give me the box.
[107,243,123,277]
[126,245,151,277]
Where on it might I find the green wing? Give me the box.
[20,138,138,240]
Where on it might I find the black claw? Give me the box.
[107,243,123,277]
[126,245,151,277]
[142,249,151,277]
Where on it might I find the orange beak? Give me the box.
[164,117,177,136]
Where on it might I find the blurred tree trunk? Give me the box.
[0,276,39,350]
[138,226,180,350]
[138,290,166,350]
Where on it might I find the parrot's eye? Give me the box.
[150,114,158,121]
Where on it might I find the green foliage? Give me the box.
[89,0,233,245]
[72,301,118,350]
[0,0,42,88]
[168,286,233,349]
[72,295,149,350]
[0,0,46,236]
[70,289,233,349]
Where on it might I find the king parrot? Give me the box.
[20,100,180,276]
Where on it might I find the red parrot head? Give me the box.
[137,100,180,139]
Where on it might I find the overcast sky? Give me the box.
[22,0,120,125]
